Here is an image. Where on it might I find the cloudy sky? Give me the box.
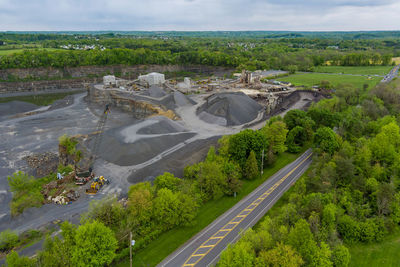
[0,0,399,31]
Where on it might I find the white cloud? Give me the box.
[0,0,399,31]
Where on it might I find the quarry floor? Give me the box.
[0,88,316,233]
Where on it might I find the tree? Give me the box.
[262,121,288,154]
[197,161,227,200]
[256,243,304,267]
[245,151,259,180]
[7,171,35,193]
[218,241,255,267]
[286,126,307,153]
[153,188,198,230]
[228,129,268,168]
[331,245,350,267]
[127,182,154,235]
[314,127,341,154]
[81,195,126,231]
[71,221,118,267]
[154,172,182,192]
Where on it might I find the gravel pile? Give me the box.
[148,85,167,98]
[174,91,196,107]
[198,92,263,126]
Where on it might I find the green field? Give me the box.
[0,91,81,106]
[279,73,380,89]
[348,231,400,267]
[0,48,62,55]
[314,66,393,75]
[117,150,305,267]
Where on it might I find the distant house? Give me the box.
[0,41,4,46]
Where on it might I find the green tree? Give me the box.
[154,172,182,192]
[262,121,288,154]
[228,129,268,168]
[286,126,308,153]
[245,151,259,180]
[218,241,255,267]
[256,243,304,267]
[71,221,118,267]
[314,127,341,154]
[197,161,227,200]
[331,245,350,267]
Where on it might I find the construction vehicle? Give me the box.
[86,176,110,195]
[74,104,110,185]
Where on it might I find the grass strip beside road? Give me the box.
[118,150,304,267]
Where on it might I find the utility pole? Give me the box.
[130,232,132,267]
[261,149,264,176]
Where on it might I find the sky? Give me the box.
[0,0,400,31]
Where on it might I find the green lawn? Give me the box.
[279,73,380,89]
[0,48,62,55]
[117,150,305,267]
[313,66,393,76]
[348,231,400,267]
[0,91,80,106]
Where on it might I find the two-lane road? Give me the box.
[159,149,313,267]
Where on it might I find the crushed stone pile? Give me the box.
[148,85,167,98]
[173,91,196,107]
[23,152,59,177]
[198,92,263,126]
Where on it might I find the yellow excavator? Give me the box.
[86,176,110,195]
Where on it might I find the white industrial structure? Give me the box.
[103,75,116,88]
[138,72,165,86]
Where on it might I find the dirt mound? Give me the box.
[197,92,263,126]
[0,101,38,116]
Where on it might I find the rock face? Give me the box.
[24,152,58,177]
[197,92,264,126]
[88,85,180,120]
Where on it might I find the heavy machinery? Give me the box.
[86,176,110,195]
[74,104,110,185]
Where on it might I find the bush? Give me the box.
[0,230,19,252]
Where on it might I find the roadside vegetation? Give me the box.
[0,92,80,106]
[217,79,400,266]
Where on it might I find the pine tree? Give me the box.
[244,150,259,180]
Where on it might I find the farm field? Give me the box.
[0,48,62,55]
[279,72,380,88]
[313,66,393,75]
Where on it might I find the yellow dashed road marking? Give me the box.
[182,153,312,266]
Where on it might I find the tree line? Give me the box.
[217,81,400,266]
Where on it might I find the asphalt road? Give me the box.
[381,64,400,83]
[159,149,313,267]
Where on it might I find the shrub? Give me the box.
[0,229,19,252]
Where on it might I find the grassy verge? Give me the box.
[348,231,400,267]
[279,73,380,89]
[0,91,80,106]
[117,150,305,267]
[313,66,393,76]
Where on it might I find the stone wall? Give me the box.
[0,64,233,94]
